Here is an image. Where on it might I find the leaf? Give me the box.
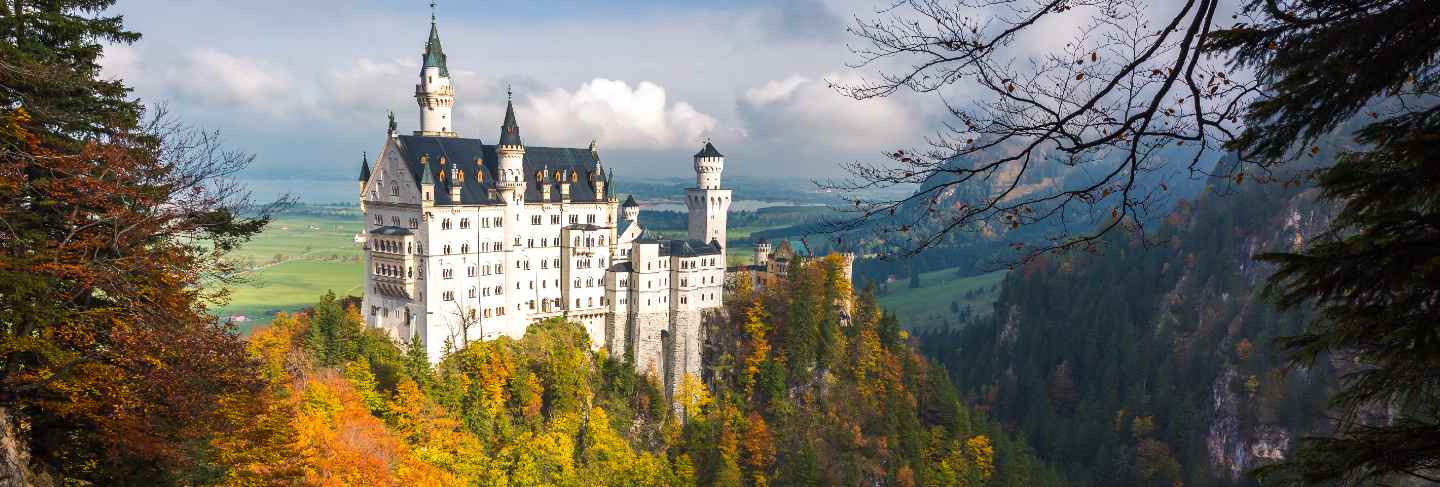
[1006,84,1015,93]
[1091,52,1098,62]
[1075,73,1085,80]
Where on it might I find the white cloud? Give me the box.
[510,78,717,150]
[172,48,288,108]
[737,72,919,152]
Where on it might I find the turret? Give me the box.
[414,15,456,137]
[496,90,526,203]
[419,155,435,207]
[694,141,724,189]
[589,141,607,200]
[686,141,732,249]
[754,239,771,266]
[358,151,371,195]
[622,195,640,222]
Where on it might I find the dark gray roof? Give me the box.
[621,195,639,208]
[499,99,522,146]
[695,141,723,158]
[609,261,634,273]
[660,239,722,257]
[370,226,413,236]
[358,153,371,181]
[396,135,606,205]
[565,223,607,231]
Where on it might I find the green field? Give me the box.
[877,268,1007,331]
[212,213,365,331]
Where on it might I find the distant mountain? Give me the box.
[918,165,1341,486]
[851,147,1216,285]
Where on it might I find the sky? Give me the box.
[99,0,947,181]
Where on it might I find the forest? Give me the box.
[919,171,1335,486]
[201,256,1061,485]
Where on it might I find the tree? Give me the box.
[1256,115,1440,484]
[0,0,284,481]
[831,0,1440,482]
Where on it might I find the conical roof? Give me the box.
[499,96,523,146]
[419,157,435,185]
[622,195,640,208]
[695,141,723,158]
[358,152,371,181]
[422,21,449,77]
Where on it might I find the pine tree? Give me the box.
[0,0,272,481]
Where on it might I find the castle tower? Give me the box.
[414,13,456,137]
[622,195,640,223]
[496,90,526,203]
[685,141,732,249]
[754,238,771,267]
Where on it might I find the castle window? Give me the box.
[587,214,596,224]
[409,218,419,229]
[494,217,503,227]
[391,186,398,197]
[541,260,548,269]
[468,288,475,298]
[461,243,469,254]
[442,269,453,279]
[497,307,505,316]
[483,309,491,318]
[551,215,561,225]
[392,216,400,227]
[575,298,580,308]
[441,219,451,230]
[531,215,541,225]
[459,218,469,229]
[527,238,534,248]
[442,291,454,301]
[443,245,451,254]
[467,266,475,277]
[569,215,579,224]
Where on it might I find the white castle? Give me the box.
[357,18,728,393]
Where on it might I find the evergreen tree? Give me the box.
[1256,118,1440,484]
[0,0,273,481]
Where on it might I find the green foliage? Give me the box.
[1254,119,1440,485]
[920,177,1336,486]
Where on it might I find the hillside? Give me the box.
[216,257,1062,485]
[918,175,1339,486]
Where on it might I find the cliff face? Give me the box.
[921,177,1340,486]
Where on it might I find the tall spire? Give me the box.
[358,151,371,181]
[422,3,448,77]
[499,86,522,146]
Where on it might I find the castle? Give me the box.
[356,17,727,396]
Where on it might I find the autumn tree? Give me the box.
[0,0,282,481]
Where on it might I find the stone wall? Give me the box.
[630,311,670,379]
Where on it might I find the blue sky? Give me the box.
[101,0,938,181]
